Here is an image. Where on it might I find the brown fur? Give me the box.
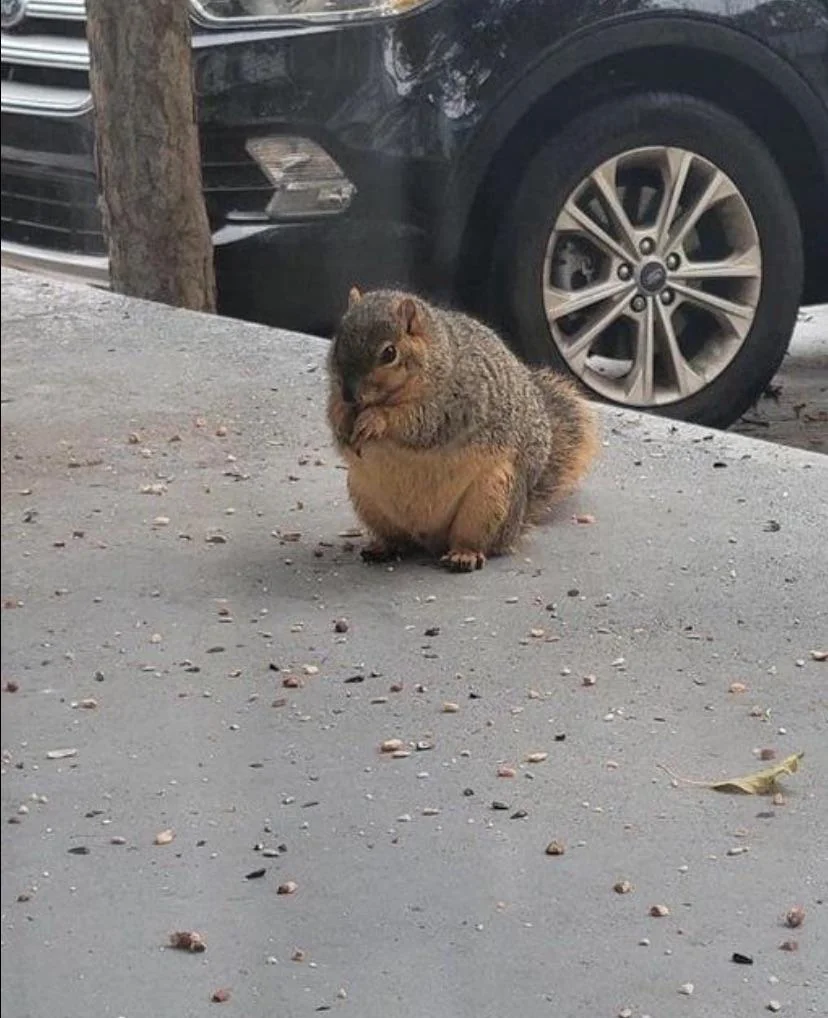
[327,289,599,571]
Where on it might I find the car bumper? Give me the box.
[2,216,429,335]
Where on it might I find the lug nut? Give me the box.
[631,295,647,312]
[617,263,633,281]
[665,253,681,270]
[660,289,674,306]
[639,237,655,256]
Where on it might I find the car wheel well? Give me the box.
[456,45,828,315]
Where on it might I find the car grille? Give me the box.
[2,2,275,262]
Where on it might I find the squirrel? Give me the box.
[327,287,600,572]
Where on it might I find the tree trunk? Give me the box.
[86,0,216,312]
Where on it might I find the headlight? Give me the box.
[190,0,433,28]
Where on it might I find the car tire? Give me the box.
[494,91,804,428]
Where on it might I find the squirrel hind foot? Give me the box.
[441,549,486,573]
[360,541,403,563]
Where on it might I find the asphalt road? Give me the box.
[2,272,826,1018]
[733,305,828,454]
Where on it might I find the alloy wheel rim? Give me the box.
[542,146,762,407]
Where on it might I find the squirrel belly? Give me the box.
[343,440,517,556]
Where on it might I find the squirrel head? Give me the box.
[328,287,439,408]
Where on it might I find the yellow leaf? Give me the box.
[658,752,804,795]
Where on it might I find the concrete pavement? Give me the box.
[1,271,826,1018]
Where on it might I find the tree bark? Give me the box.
[86,0,216,312]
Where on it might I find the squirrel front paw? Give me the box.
[351,407,388,454]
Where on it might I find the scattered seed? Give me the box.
[510,809,528,820]
[573,513,596,524]
[729,682,748,693]
[491,801,510,811]
[154,829,175,845]
[46,748,77,760]
[389,682,404,693]
[211,988,231,1003]
[282,676,303,688]
[110,836,127,845]
[169,930,206,952]
[678,983,694,996]
[785,905,805,928]
[545,840,565,856]
[442,702,460,713]
[581,674,597,686]
[767,1001,782,1013]
[529,628,545,638]
[334,619,349,633]
[415,740,433,751]
[614,880,634,894]
[732,952,753,965]
[4,681,20,693]
[140,483,167,495]
[245,868,266,880]
[497,765,516,778]
[421,807,440,816]
[205,532,228,544]
[68,845,90,855]
[526,752,548,764]
[760,748,777,761]
[649,904,670,917]
[292,949,306,962]
[391,749,411,758]
[810,649,827,661]
[277,880,298,895]
[380,739,404,753]
[779,940,798,952]
[727,846,749,856]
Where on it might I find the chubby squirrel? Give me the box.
[327,288,599,571]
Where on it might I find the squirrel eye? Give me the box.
[378,343,397,365]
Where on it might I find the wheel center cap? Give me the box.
[638,260,667,294]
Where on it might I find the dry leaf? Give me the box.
[658,752,804,795]
[154,828,175,845]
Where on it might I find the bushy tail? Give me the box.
[527,368,600,521]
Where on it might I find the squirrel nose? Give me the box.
[341,377,360,405]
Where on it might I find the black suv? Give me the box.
[2,0,827,428]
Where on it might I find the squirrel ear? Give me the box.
[397,297,422,336]
[348,286,363,308]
